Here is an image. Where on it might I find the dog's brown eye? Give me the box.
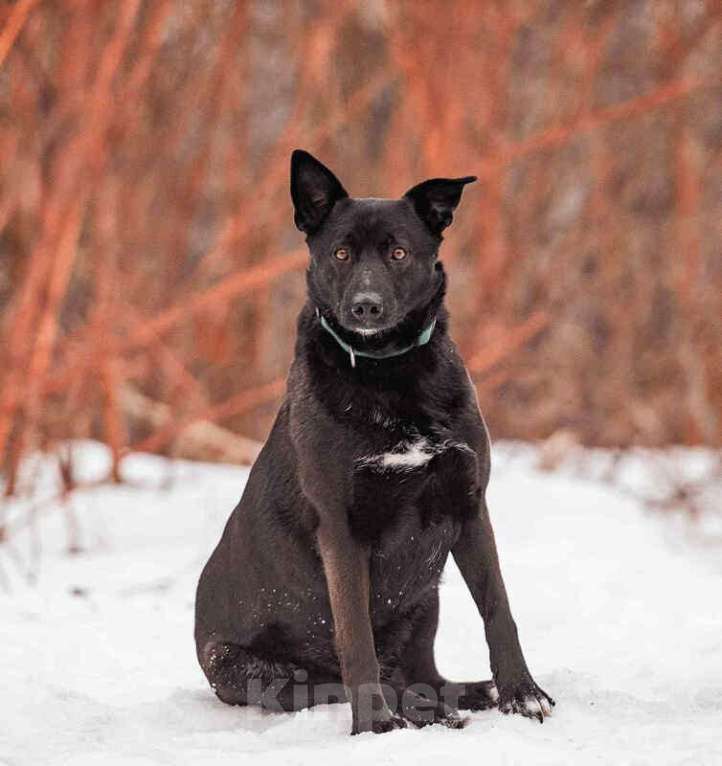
[391,247,407,261]
[334,248,349,261]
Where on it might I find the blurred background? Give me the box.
[3,6,721,757]
[1,0,721,505]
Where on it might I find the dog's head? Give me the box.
[290,150,475,341]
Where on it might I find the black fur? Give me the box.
[195,150,554,734]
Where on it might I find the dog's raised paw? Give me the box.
[498,679,555,723]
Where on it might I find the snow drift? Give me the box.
[1,442,720,765]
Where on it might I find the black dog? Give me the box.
[195,150,554,734]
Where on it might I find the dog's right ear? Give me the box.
[290,150,348,234]
[403,176,477,236]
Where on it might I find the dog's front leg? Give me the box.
[452,504,555,723]
[317,518,407,735]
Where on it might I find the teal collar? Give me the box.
[316,309,436,368]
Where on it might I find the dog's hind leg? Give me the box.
[400,593,499,712]
[200,641,345,712]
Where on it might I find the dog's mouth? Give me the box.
[326,314,405,349]
[341,319,400,339]
[338,303,401,339]
[331,305,404,344]
[319,300,438,356]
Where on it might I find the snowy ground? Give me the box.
[1,441,721,766]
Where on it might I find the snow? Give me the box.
[1,441,721,765]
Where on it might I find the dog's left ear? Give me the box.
[290,150,348,234]
[403,176,477,236]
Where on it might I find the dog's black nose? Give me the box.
[351,292,384,320]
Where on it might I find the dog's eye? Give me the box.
[334,248,349,261]
[391,247,407,261]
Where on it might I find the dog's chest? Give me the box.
[348,425,478,545]
[357,433,451,471]
[369,511,458,621]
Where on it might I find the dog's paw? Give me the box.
[400,690,467,729]
[498,678,555,723]
[368,713,408,734]
[458,680,499,711]
[352,709,408,735]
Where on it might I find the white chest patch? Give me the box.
[379,438,435,469]
[358,437,472,472]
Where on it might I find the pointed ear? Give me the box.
[290,150,348,234]
[403,176,477,236]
